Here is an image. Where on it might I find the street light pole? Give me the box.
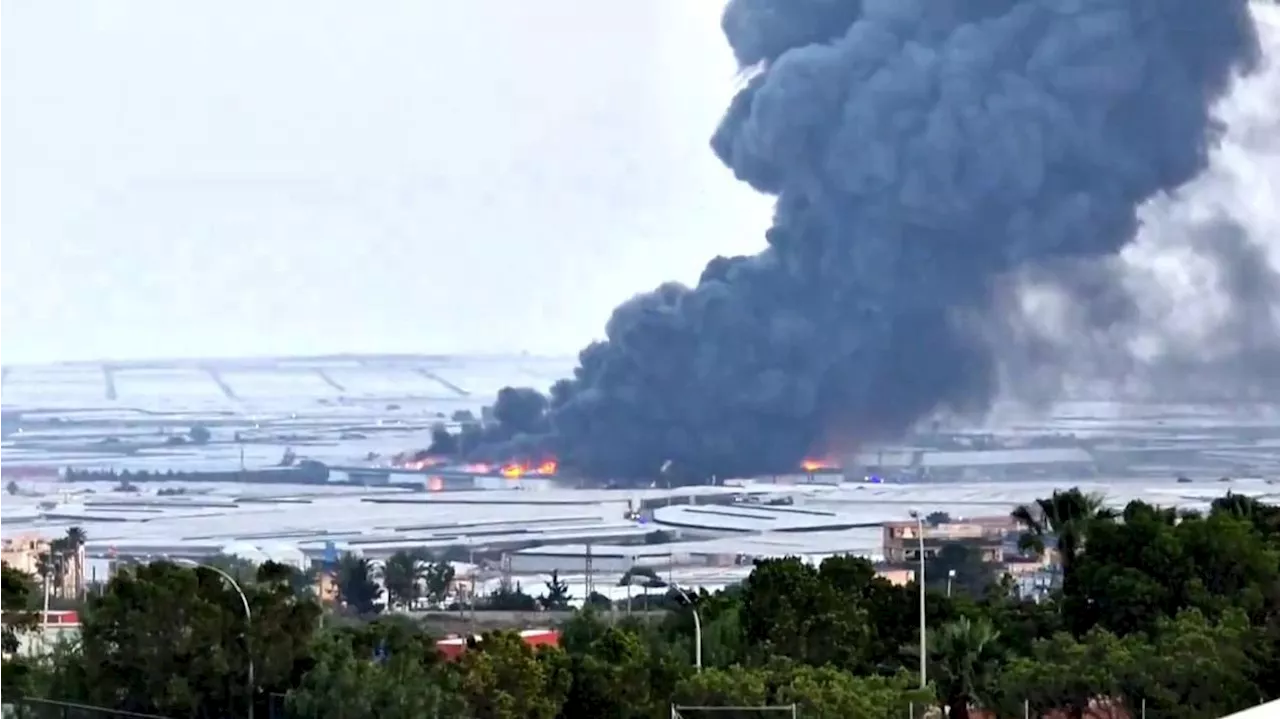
[909,511,927,689]
[177,560,254,719]
[669,584,702,672]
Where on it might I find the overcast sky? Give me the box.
[1,0,772,364]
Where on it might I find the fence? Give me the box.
[2,699,170,719]
[907,697,1180,719]
[671,706,798,719]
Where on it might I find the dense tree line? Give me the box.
[2,488,1278,718]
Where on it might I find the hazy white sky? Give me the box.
[1,0,772,364]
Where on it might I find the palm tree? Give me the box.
[924,617,1002,719]
[63,527,87,600]
[35,551,53,601]
[1011,488,1112,579]
[382,550,429,609]
[47,538,70,599]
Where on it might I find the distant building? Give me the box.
[881,516,1023,564]
[848,447,1098,480]
[3,612,81,658]
[434,629,559,661]
[873,566,917,586]
[880,515,1061,598]
[1,534,84,598]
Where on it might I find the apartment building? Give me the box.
[1,533,85,598]
[881,516,1024,564]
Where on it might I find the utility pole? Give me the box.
[584,543,594,598]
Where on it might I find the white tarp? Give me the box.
[1219,699,1280,719]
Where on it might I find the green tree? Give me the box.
[2,562,39,666]
[455,630,572,719]
[1138,609,1263,718]
[1211,492,1280,546]
[672,661,927,719]
[201,552,261,587]
[671,665,769,716]
[739,555,950,673]
[188,424,212,444]
[335,553,384,615]
[423,560,456,606]
[67,560,321,718]
[484,583,538,611]
[560,624,659,719]
[926,542,997,598]
[39,539,71,600]
[987,628,1141,719]
[775,664,930,719]
[925,511,952,527]
[540,569,573,610]
[382,549,427,609]
[921,617,1002,719]
[1010,488,1112,575]
[288,623,464,719]
[1067,502,1280,636]
[62,526,86,601]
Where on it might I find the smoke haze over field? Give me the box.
[483,0,1278,479]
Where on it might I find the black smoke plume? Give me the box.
[480,0,1265,480]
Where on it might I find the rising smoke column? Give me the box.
[487,0,1264,480]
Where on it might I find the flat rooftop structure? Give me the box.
[650,502,880,534]
[357,485,778,507]
[844,447,1097,469]
[511,528,884,563]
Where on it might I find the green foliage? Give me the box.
[925,542,999,597]
[925,511,952,526]
[6,489,1280,719]
[1,562,43,699]
[381,549,426,608]
[484,583,538,611]
[46,559,320,718]
[287,619,464,719]
[540,569,573,610]
[740,555,959,673]
[334,553,384,614]
[456,630,572,719]
[920,617,1002,719]
[423,559,456,605]
[672,660,928,719]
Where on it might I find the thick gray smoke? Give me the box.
[482,0,1267,480]
[996,2,1280,404]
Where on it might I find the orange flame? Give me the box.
[398,456,447,471]
[497,458,559,479]
[801,458,836,472]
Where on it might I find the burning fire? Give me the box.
[801,458,837,472]
[396,455,447,471]
[498,459,559,479]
